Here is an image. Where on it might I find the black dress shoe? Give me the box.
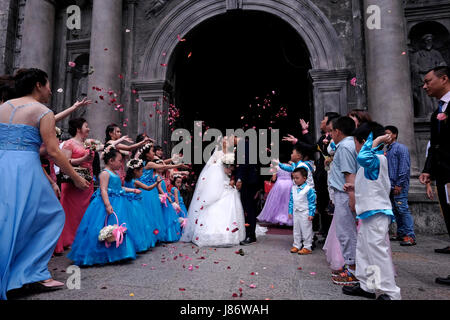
[376,294,391,300]
[434,246,450,254]
[240,237,256,246]
[435,275,450,286]
[342,283,376,299]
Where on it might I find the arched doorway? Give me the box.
[170,10,311,160]
[133,0,350,158]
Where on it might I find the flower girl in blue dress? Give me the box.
[154,161,182,242]
[169,174,188,219]
[68,146,140,266]
[137,143,188,243]
[124,158,163,251]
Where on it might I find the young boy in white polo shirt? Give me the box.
[342,122,401,300]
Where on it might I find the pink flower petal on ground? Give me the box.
[249,284,256,288]
[232,293,238,298]
[179,288,186,291]
[68,61,76,68]
[310,272,316,275]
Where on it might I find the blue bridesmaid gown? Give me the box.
[159,178,181,242]
[138,167,167,242]
[67,170,136,266]
[123,179,158,251]
[170,186,188,218]
[0,102,65,300]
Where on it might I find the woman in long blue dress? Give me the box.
[68,147,138,266]
[0,68,90,300]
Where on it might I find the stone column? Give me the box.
[363,0,419,174]
[132,80,172,153]
[86,0,123,140]
[20,0,55,77]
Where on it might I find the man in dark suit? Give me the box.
[235,137,261,245]
[419,66,450,286]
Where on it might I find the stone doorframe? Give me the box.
[132,0,350,144]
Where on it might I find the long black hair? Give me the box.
[105,123,119,144]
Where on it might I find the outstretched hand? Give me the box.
[299,119,309,131]
[282,134,297,144]
[73,97,92,109]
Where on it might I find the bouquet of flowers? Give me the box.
[84,139,102,151]
[98,212,127,248]
[221,152,235,166]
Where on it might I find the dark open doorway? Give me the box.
[170,10,312,163]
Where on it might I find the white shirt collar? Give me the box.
[439,91,450,112]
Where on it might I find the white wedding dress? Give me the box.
[180,148,246,247]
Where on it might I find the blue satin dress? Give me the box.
[170,186,188,218]
[67,170,136,266]
[0,102,65,300]
[138,166,167,242]
[124,179,158,251]
[159,178,181,242]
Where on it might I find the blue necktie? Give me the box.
[437,100,445,133]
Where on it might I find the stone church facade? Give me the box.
[0,0,449,233]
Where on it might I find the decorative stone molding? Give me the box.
[131,80,173,146]
[226,0,242,11]
[140,0,346,80]
[309,69,350,137]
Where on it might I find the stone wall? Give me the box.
[0,0,19,75]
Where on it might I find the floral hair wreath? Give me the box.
[127,159,144,169]
[139,143,153,154]
[103,144,117,155]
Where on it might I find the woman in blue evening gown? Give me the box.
[0,69,90,300]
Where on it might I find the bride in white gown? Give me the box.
[180,138,246,247]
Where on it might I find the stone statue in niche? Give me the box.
[411,34,447,117]
[145,0,169,19]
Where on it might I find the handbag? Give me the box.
[264,180,274,194]
[60,166,92,184]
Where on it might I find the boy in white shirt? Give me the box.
[288,167,316,255]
